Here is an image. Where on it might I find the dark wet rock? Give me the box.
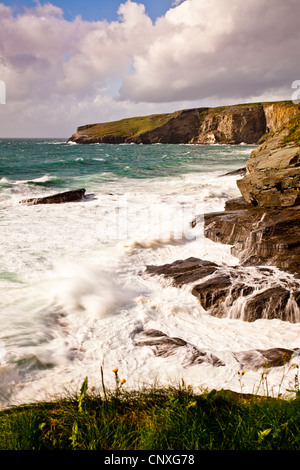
[145,257,219,287]
[203,202,300,278]
[242,287,290,322]
[20,188,86,205]
[220,167,246,177]
[191,275,255,318]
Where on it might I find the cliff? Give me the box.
[203,102,300,275]
[237,110,300,208]
[67,101,299,145]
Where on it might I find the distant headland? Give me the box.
[67,100,299,146]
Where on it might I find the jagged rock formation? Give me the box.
[237,129,300,208]
[190,103,267,145]
[204,198,300,277]
[203,105,300,273]
[145,258,300,323]
[67,101,299,146]
[235,103,300,208]
[19,188,86,205]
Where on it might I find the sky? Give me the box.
[0,0,299,137]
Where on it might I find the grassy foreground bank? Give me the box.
[0,373,299,450]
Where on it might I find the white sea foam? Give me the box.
[1,174,52,186]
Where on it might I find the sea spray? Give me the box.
[49,258,137,319]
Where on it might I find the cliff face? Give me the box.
[203,102,300,276]
[237,104,300,208]
[67,101,299,145]
[191,104,267,144]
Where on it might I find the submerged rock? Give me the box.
[233,348,296,370]
[20,188,86,205]
[133,329,225,367]
[221,167,246,177]
[133,328,297,371]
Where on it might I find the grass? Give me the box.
[282,111,300,146]
[79,113,173,140]
[0,368,300,451]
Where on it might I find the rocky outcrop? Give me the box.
[236,103,300,208]
[204,198,300,277]
[237,131,300,208]
[19,188,86,205]
[145,258,300,323]
[68,101,300,146]
[67,109,205,145]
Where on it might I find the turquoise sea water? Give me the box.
[0,139,250,189]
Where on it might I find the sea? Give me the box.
[0,138,299,408]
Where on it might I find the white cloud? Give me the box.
[0,0,299,137]
[120,0,300,103]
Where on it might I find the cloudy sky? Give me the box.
[0,0,299,137]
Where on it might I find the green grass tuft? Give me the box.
[0,382,299,450]
[282,112,300,146]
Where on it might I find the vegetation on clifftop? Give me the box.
[282,111,300,146]
[77,112,173,141]
[1,369,300,450]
